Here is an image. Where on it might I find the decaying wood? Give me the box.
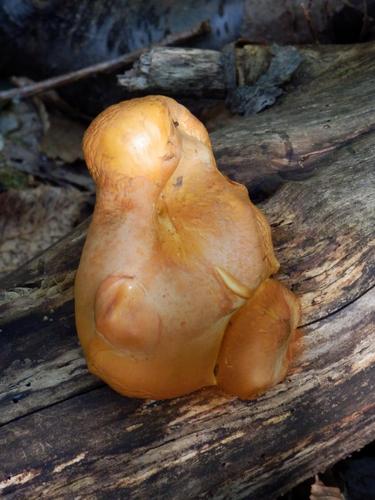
[119,47,225,97]
[119,42,375,196]
[0,293,374,498]
[0,129,374,499]
[118,43,375,97]
[211,41,375,193]
[0,22,209,103]
[0,41,375,499]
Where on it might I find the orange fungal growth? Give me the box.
[74,95,301,400]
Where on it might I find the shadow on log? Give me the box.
[0,41,374,499]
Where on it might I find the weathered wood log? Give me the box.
[0,128,374,498]
[1,0,375,114]
[118,42,372,117]
[211,41,375,194]
[117,43,374,98]
[1,42,375,498]
[119,47,226,97]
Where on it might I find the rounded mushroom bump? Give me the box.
[74,95,301,400]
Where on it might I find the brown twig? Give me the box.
[0,21,210,103]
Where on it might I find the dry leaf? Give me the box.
[0,100,93,190]
[0,185,92,276]
[40,112,85,163]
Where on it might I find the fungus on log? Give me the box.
[0,41,374,499]
[75,95,300,400]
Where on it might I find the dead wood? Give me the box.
[118,43,373,98]
[118,42,375,197]
[0,128,373,499]
[212,41,375,195]
[0,39,374,497]
[118,48,226,97]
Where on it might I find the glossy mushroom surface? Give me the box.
[75,95,301,399]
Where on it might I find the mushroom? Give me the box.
[74,95,301,399]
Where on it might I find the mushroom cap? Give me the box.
[83,96,209,186]
[75,96,300,400]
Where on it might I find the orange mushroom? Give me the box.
[74,95,301,400]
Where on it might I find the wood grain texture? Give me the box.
[118,42,375,196]
[0,132,374,498]
[118,43,374,96]
[213,42,375,189]
[120,42,375,200]
[1,43,375,498]
[118,47,225,97]
[0,288,373,498]
[264,136,375,323]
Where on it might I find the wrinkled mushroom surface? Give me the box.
[75,95,301,399]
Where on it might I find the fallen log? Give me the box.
[117,42,374,98]
[0,127,374,499]
[0,42,374,497]
[211,41,375,195]
[119,47,226,98]
[118,42,373,117]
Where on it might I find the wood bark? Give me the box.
[211,41,375,196]
[118,48,226,97]
[103,42,375,201]
[118,43,375,97]
[0,43,375,498]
